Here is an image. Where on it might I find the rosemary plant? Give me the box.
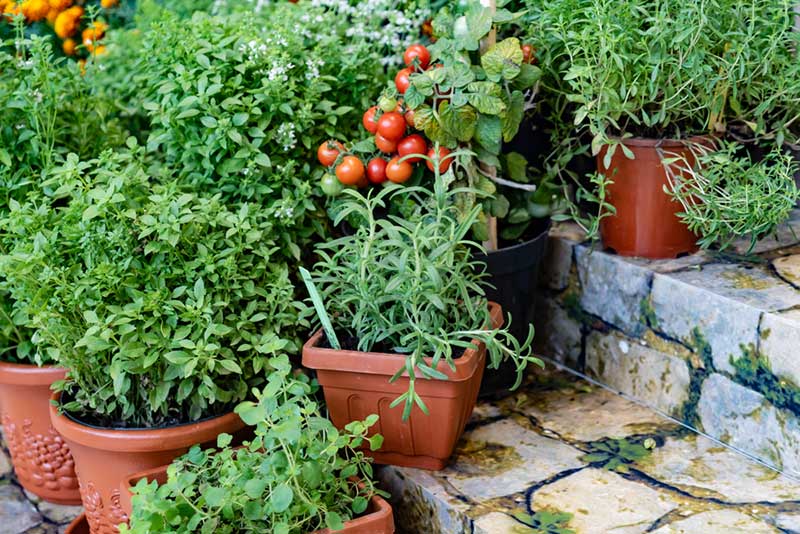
[305,171,542,419]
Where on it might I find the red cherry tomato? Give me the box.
[375,133,398,154]
[335,155,365,186]
[362,106,379,134]
[404,109,416,128]
[366,158,388,184]
[385,156,414,184]
[377,112,406,141]
[397,134,427,164]
[395,67,412,94]
[403,44,431,70]
[317,141,344,167]
[426,147,453,174]
[522,44,534,64]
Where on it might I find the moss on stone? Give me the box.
[639,297,659,329]
[512,509,575,534]
[562,292,593,326]
[722,271,774,290]
[731,345,800,417]
[678,329,715,427]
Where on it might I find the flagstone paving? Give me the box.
[3,367,800,533]
[378,368,800,534]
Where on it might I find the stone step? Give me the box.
[535,210,800,478]
[378,368,800,534]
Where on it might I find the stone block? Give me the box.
[650,273,761,374]
[698,374,800,477]
[637,434,800,503]
[758,311,800,387]
[575,247,653,336]
[531,468,679,534]
[446,419,585,501]
[539,237,574,291]
[667,263,800,312]
[650,510,781,534]
[585,331,691,417]
[534,297,582,368]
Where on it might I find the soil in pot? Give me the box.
[49,393,245,534]
[0,362,81,505]
[474,218,551,397]
[303,302,503,471]
[116,465,395,534]
[597,137,707,259]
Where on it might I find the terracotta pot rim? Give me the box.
[302,301,502,379]
[0,361,67,386]
[49,391,244,452]
[608,134,715,148]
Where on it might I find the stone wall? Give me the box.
[534,212,800,476]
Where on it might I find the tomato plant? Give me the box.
[377,111,407,140]
[318,140,344,167]
[397,134,427,163]
[366,158,388,184]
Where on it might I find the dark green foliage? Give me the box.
[732,344,800,417]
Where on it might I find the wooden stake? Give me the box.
[480,0,499,252]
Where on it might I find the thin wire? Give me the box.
[541,356,800,484]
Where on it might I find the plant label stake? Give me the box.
[480,0,499,252]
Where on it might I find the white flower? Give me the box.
[276,122,297,152]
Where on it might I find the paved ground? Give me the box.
[379,367,800,534]
[3,368,800,533]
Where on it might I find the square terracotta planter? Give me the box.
[302,301,503,470]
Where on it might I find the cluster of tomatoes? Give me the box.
[317,44,452,195]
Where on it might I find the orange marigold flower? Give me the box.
[82,20,107,51]
[46,7,58,23]
[100,0,117,7]
[62,37,76,55]
[48,0,70,8]
[92,44,106,56]
[3,2,22,18]
[53,5,81,38]
[21,0,49,21]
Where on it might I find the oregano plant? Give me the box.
[121,357,384,534]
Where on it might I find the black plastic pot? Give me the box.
[475,218,551,397]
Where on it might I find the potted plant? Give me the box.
[0,25,127,505]
[84,359,391,534]
[530,0,800,257]
[301,177,541,470]
[316,1,555,394]
[1,146,304,533]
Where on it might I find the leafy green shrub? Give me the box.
[135,7,385,203]
[526,0,800,239]
[667,142,799,251]
[122,358,383,534]
[305,176,542,418]
[0,25,126,364]
[1,145,302,426]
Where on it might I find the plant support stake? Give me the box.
[480,0,498,252]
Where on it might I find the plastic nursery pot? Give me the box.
[597,137,709,259]
[49,392,245,534]
[113,465,395,534]
[303,302,504,471]
[474,218,551,397]
[0,362,81,505]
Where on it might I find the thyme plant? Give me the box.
[306,174,542,418]
[122,358,383,534]
[667,142,800,251]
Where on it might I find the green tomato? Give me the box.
[378,95,398,113]
[320,174,344,196]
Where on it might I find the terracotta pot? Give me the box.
[303,302,503,471]
[597,137,711,259]
[49,393,245,534]
[0,362,81,505]
[117,465,395,534]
